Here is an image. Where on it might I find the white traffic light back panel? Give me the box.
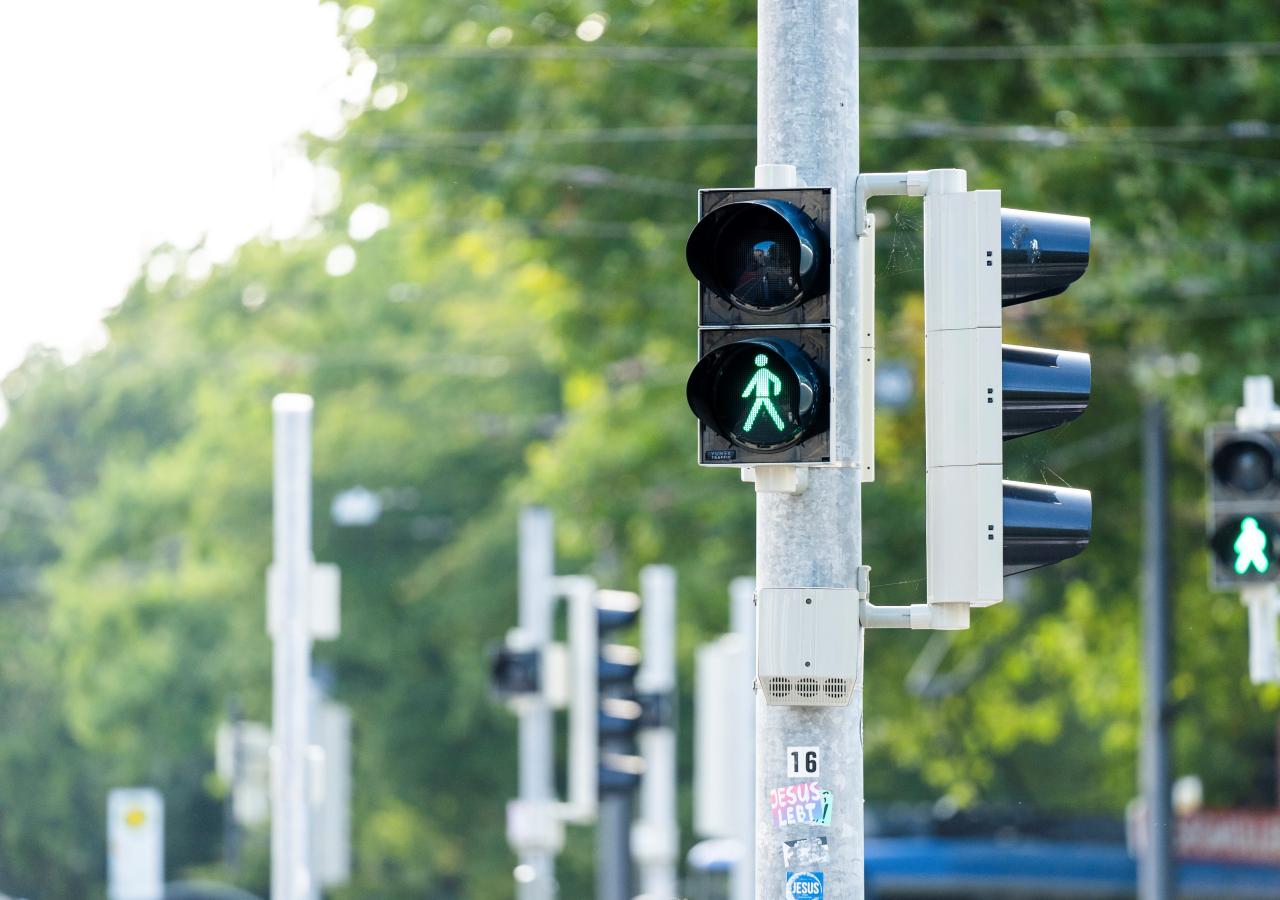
[924,187,1003,606]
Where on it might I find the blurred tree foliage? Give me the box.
[2,0,1280,896]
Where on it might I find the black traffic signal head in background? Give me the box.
[1000,207,1093,576]
[594,589,645,796]
[595,588,640,634]
[488,644,539,699]
[598,697,643,738]
[595,590,641,683]
[599,752,645,795]
[1206,427,1280,587]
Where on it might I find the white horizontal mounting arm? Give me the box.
[855,565,970,631]
[854,170,929,235]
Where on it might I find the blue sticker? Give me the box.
[786,870,824,899]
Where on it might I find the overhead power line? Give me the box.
[369,40,1280,63]
[338,120,1279,148]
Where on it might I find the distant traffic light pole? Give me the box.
[595,588,645,900]
[755,2,864,896]
[633,566,679,900]
[511,507,561,900]
[1140,397,1173,900]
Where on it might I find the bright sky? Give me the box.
[0,0,362,382]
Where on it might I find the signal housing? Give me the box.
[685,188,835,466]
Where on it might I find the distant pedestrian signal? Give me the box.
[1206,427,1280,587]
[1234,517,1270,575]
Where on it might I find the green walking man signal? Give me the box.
[1235,516,1270,575]
[742,354,785,432]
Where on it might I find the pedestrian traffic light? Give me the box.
[684,188,833,465]
[595,590,645,794]
[923,174,1093,608]
[1206,427,1280,587]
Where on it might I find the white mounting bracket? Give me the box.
[854,170,929,236]
[267,562,341,640]
[859,211,876,483]
[741,465,810,495]
[855,565,970,631]
[506,798,566,856]
[1242,585,1280,684]
[1237,375,1280,429]
[550,574,599,825]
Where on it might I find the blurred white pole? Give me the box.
[512,507,560,900]
[107,788,164,900]
[271,393,316,900]
[728,577,756,900]
[634,565,678,899]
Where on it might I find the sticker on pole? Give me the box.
[786,870,825,899]
[787,746,820,778]
[814,789,834,826]
[783,836,829,868]
[769,782,825,826]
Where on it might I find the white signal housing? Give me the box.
[923,173,1003,606]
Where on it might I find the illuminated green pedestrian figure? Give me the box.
[1234,516,1271,575]
[742,353,785,432]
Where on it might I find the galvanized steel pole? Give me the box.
[271,393,316,900]
[756,2,864,898]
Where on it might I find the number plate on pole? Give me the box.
[787,746,820,778]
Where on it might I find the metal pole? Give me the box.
[635,565,678,899]
[271,393,316,900]
[597,794,634,900]
[1243,586,1280,683]
[223,697,243,872]
[1139,397,1174,900]
[756,3,864,897]
[516,507,557,900]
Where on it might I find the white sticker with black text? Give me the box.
[787,746,820,778]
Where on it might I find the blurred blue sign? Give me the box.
[875,362,914,410]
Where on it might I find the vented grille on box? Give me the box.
[762,675,852,707]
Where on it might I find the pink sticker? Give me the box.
[768,781,825,827]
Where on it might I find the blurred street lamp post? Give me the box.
[270,394,318,900]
